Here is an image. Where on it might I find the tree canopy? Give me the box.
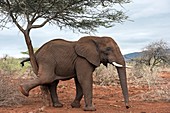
[0,0,130,32]
[0,0,130,74]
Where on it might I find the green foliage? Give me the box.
[0,0,130,33]
[0,0,131,73]
[0,56,31,77]
[21,48,38,55]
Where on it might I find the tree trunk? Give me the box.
[23,30,38,75]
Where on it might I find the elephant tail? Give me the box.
[20,58,30,67]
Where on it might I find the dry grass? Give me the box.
[0,76,27,107]
[0,56,169,106]
[93,64,119,86]
[128,64,170,102]
[0,57,32,107]
[128,65,160,88]
[94,63,170,102]
[130,83,170,102]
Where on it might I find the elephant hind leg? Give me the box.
[19,78,41,97]
[19,76,56,97]
[19,65,56,97]
[40,85,51,106]
[71,77,83,108]
[48,80,63,108]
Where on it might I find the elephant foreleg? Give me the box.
[75,58,96,111]
[71,77,83,108]
[48,80,63,108]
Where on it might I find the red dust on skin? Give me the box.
[0,72,170,113]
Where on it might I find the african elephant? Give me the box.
[19,36,129,111]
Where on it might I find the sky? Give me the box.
[0,0,170,58]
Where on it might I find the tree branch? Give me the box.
[6,0,25,33]
[31,18,51,29]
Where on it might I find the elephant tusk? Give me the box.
[125,65,132,68]
[112,62,132,68]
[112,62,123,67]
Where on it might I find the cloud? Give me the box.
[0,25,82,58]
[0,0,170,57]
[126,0,170,19]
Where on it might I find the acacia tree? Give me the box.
[0,0,130,74]
[136,40,169,71]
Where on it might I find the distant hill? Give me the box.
[124,49,170,61]
[124,52,142,61]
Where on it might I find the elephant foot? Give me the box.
[19,85,29,97]
[53,102,63,108]
[71,100,81,108]
[83,105,96,111]
[125,103,130,109]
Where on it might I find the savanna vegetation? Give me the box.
[0,1,169,112]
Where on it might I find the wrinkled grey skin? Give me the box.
[19,36,129,111]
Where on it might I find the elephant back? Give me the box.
[36,39,77,67]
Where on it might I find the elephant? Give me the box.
[19,36,129,111]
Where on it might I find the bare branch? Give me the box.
[135,40,169,70]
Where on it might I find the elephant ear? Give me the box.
[75,39,100,67]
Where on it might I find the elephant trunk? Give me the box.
[116,67,129,109]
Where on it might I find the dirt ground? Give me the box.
[0,73,170,113]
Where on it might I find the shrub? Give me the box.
[129,63,170,102]
[128,65,159,88]
[0,56,35,78]
[0,56,35,107]
[94,64,119,86]
[94,63,170,102]
[0,76,27,107]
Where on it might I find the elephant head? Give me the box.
[75,36,129,108]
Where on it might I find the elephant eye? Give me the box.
[106,47,112,51]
